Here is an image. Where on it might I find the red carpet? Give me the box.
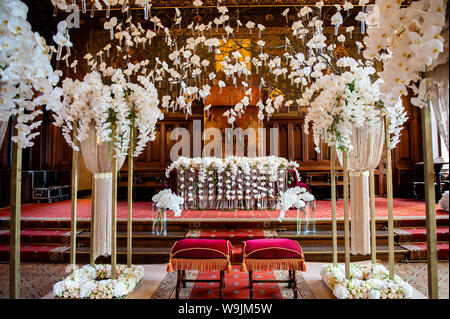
[187,266,295,299]
[0,198,446,221]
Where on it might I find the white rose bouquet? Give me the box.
[321,263,414,299]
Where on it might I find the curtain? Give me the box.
[79,125,125,260]
[337,120,385,255]
[0,120,8,148]
[429,62,449,152]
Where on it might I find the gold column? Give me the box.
[343,151,350,279]
[127,126,134,267]
[9,116,22,299]
[330,145,338,266]
[421,102,438,299]
[90,177,96,266]
[111,130,118,279]
[384,116,395,279]
[370,169,377,264]
[70,130,79,270]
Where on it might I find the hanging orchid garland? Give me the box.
[0,0,60,148]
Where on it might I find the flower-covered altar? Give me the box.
[166,156,302,210]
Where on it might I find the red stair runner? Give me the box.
[400,242,449,260]
[394,227,449,242]
[186,229,277,241]
[0,229,75,244]
[0,244,69,262]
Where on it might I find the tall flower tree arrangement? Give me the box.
[362,0,448,299]
[286,2,409,284]
[0,0,60,299]
[49,65,163,276]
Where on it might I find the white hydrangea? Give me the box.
[368,289,381,299]
[333,284,349,299]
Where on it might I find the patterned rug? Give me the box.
[151,266,315,299]
[0,263,68,299]
[382,261,449,299]
[0,198,446,221]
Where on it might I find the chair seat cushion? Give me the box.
[171,239,231,259]
[243,238,303,259]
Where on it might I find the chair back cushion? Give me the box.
[171,239,231,259]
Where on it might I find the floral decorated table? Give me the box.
[166,156,303,210]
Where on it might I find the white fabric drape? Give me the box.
[79,125,125,259]
[337,120,385,255]
[0,120,8,147]
[429,62,449,152]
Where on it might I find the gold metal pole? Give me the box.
[343,151,350,279]
[421,102,438,299]
[111,134,118,279]
[330,145,338,266]
[127,126,134,268]
[9,116,22,299]
[370,169,377,264]
[384,116,395,279]
[90,176,96,266]
[70,128,79,270]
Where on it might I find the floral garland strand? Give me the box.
[53,264,144,299]
[0,0,60,148]
[321,263,414,299]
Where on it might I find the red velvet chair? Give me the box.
[167,238,232,299]
[241,238,307,299]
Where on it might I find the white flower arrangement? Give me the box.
[152,189,184,217]
[0,0,60,148]
[53,264,144,299]
[49,68,163,158]
[166,156,299,179]
[303,58,407,152]
[276,186,314,221]
[363,0,448,108]
[320,263,414,299]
